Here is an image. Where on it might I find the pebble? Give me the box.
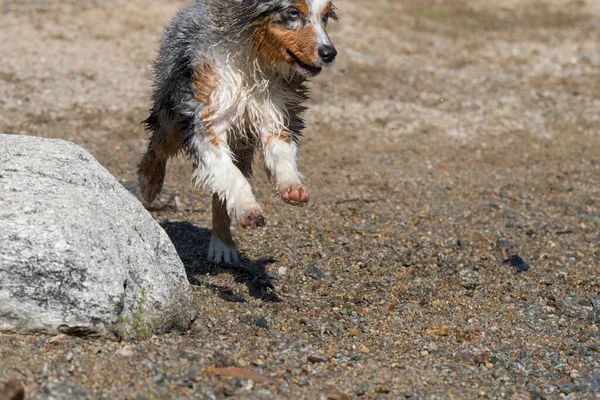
[503,254,530,272]
[141,359,154,371]
[298,379,309,387]
[348,328,360,337]
[305,265,325,280]
[278,267,287,276]
[222,377,242,395]
[359,346,370,354]
[254,316,269,330]
[335,236,349,245]
[592,373,600,390]
[308,355,327,363]
[560,383,585,394]
[65,351,73,363]
[115,348,133,357]
[569,370,580,379]
[356,385,368,396]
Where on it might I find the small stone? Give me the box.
[335,236,349,245]
[561,383,584,394]
[327,393,350,400]
[307,355,327,363]
[255,316,269,329]
[241,315,269,329]
[141,359,154,371]
[459,269,480,290]
[359,346,370,354]
[348,328,360,337]
[427,342,439,352]
[116,348,133,357]
[153,374,165,384]
[305,265,325,280]
[356,385,368,396]
[503,255,529,272]
[65,351,74,362]
[592,373,600,390]
[569,370,580,379]
[222,377,242,396]
[278,267,287,276]
[432,326,449,336]
[474,351,490,365]
[298,379,309,387]
[376,385,391,394]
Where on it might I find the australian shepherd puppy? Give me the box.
[138,0,338,263]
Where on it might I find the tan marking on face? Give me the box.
[251,21,320,68]
[296,0,309,16]
[321,1,332,18]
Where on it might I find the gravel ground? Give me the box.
[1,0,600,399]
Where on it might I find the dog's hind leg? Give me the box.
[138,110,184,204]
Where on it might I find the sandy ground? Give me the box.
[1,0,600,399]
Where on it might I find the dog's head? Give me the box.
[237,0,339,78]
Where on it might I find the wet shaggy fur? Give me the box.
[138,0,338,264]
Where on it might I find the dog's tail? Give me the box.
[138,149,168,204]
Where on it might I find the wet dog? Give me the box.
[138,0,338,263]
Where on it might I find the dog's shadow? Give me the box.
[161,221,280,302]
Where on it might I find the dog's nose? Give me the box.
[318,45,337,63]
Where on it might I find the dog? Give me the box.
[138,0,338,263]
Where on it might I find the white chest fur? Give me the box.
[207,59,302,140]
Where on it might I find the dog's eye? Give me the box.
[322,15,330,26]
[288,10,300,21]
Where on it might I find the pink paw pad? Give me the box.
[280,183,309,205]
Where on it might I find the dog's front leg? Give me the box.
[190,116,265,263]
[208,193,239,264]
[262,131,309,206]
[191,114,265,228]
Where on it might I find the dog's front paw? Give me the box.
[239,207,266,229]
[278,182,309,206]
[207,236,239,264]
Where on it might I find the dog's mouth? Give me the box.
[286,50,322,77]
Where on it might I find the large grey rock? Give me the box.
[0,134,196,337]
